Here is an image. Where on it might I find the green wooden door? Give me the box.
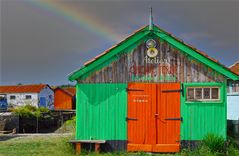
[76,83,127,140]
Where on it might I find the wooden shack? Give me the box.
[68,24,239,153]
[54,87,76,110]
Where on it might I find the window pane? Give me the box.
[10,96,16,100]
[203,88,210,99]
[26,95,32,99]
[212,88,219,99]
[195,88,202,99]
[187,88,194,100]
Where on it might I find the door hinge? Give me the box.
[126,88,144,92]
[126,117,138,121]
[165,117,183,121]
[161,89,183,93]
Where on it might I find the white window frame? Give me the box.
[186,86,220,102]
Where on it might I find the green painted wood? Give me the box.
[76,83,127,140]
[180,82,227,140]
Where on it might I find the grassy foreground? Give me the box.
[0,135,176,156]
[0,135,76,156]
[1,134,239,156]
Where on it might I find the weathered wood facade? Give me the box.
[80,40,225,83]
[69,25,239,153]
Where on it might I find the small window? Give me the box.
[211,88,219,99]
[25,95,32,99]
[187,88,194,100]
[195,88,202,99]
[187,87,220,102]
[10,95,16,100]
[203,88,210,99]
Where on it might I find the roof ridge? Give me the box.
[229,60,239,68]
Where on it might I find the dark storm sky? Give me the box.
[1,0,239,86]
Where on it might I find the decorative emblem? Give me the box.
[147,47,158,58]
[146,39,158,58]
[146,39,156,48]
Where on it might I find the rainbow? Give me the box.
[23,0,122,41]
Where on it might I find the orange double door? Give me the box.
[127,83,181,153]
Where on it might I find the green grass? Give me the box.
[0,135,176,156]
[1,135,239,156]
[0,135,75,156]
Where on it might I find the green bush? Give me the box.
[202,133,225,154]
[11,104,50,118]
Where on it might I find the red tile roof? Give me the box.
[0,84,49,93]
[230,61,239,75]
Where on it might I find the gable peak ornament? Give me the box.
[146,39,158,58]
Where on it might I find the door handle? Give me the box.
[126,117,138,121]
[165,117,183,121]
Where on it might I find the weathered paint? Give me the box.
[181,82,227,140]
[6,93,39,108]
[4,86,54,109]
[76,83,127,140]
[69,26,238,81]
[68,24,238,152]
[54,88,74,110]
[79,39,225,84]
[127,83,180,152]
[38,86,54,109]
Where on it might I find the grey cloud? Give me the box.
[1,0,239,85]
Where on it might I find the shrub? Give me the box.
[11,104,50,118]
[228,144,239,156]
[202,133,225,154]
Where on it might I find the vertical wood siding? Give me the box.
[76,83,127,140]
[54,89,73,110]
[181,83,226,140]
[79,39,225,83]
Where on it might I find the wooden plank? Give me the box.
[76,143,81,154]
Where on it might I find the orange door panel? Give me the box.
[127,83,181,153]
[127,83,156,152]
[154,83,181,152]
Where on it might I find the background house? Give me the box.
[0,84,54,109]
[54,87,76,110]
[228,61,239,120]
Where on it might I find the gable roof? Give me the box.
[54,87,76,97]
[68,25,239,81]
[230,61,239,75]
[0,84,50,94]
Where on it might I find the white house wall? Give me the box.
[6,93,38,108]
[38,86,54,109]
[227,93,239,120]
